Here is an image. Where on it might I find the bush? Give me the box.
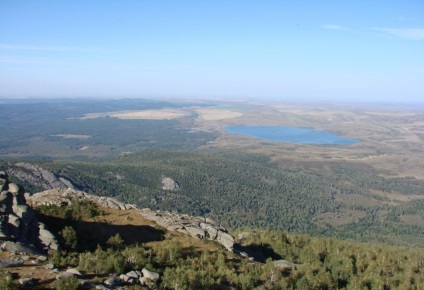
[36,197,103,220]
[78,246,126,274]
[0,269,19,290]
[107,233,124,250]
[60,226,78,250]
[55,275,80,290]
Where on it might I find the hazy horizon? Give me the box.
[1,1,423,102]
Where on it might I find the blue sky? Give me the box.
[0,1,423,102]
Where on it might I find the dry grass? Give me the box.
[80,108,191,120]
[194,108,243,121]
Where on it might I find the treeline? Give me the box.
[31,150,424,247]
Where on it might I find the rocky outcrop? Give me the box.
[28,188,236,252]
[161,177,180,191]
[28,188,137,211]
[0,172,59,253]
[139,209,235,251]
[3,162,75,191]
[273,259,299,271]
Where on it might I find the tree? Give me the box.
[60,226,77,251]
[107,233,124,250]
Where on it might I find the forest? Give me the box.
[17,149,424,248]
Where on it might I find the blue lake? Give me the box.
[225,126,358,145]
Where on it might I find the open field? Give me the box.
[80,108,191,120]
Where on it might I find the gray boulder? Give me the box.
[104,276,122,286]
[273,259,299,270]
[19,277,35,287]
[66,268,83,277]
[142,268,160,281]
[161,177,180,191]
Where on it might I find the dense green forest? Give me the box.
[29,150,424,247]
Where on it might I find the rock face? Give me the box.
[0,171,59,253]
[3,162,75,191]
[161,177,180,191]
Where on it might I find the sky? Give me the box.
[0,0,423,102]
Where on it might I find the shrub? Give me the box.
[55,275,80,290]
[0,269,19,290]
[60,226,78,250]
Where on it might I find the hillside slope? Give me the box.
[0,173,423,289]
[21,150,424,247]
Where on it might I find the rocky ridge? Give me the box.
[28,188,236,252]
[3,162,75,191]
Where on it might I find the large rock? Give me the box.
[0,175,59,253]
[161,177,180,191]
[142,268,160,282]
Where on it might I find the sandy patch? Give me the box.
[52,134,92,139]
[195,108,243,121]
[81,109,190,120]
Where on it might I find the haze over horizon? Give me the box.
[1,1,423,103]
